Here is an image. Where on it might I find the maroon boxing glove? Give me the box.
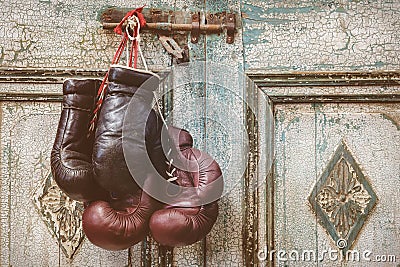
[149,127,224,247]
[82,185,157,250]
[50,79,109,202]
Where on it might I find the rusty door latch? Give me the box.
[159,36,184,58]
[101,8,237,44]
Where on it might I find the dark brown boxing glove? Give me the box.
[92,65,164,195]
[50,79,109,202]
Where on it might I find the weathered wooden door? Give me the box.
[1,0,399,266]
[251,74,400,267]
[244,0,400,265]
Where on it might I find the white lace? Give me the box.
[125,15,148,71]
[126,15,177,184]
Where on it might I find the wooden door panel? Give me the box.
[273,103,400,266]
[0,101,130,266]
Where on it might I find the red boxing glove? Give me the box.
[149,127,223,247]
[82,188,157,250]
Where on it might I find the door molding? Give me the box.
[1,68,399,103]
[248,70,400,104]
[248,69,400,266]
[247,70,400,88]
[1,68,399,85]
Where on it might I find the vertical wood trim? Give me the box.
[159,246,174,267]
[243,83,260,266]
[128,247,133,267]
[266,100,275,267]
[141,237,152,267]
[7,130,12,266]
[266,166,275,267]
[0,102,2,265]
[202,2,210,263]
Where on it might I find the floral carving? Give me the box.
[33,172,85,259]
[316,158,371,238]
[309,141,377,253]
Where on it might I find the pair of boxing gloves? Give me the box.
[50,65,223,250]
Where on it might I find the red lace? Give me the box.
[89,7,146,133]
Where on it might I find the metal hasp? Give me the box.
[100,8,237,44]
[158,36,185,59]
[191,12,200,43]
[226,13,235,44]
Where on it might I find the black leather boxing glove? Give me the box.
[92,65,164,195]
[84,65,165,250]
[149,126,224,247]
[50,79,109,202]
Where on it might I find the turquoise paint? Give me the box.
[206,0,229,12]
[374,61,385,68]
[243,28,270,44]
[244,17,293,25]
[276,110,285,123]
[349,61,391,70]
[242,3,268,20]
[265,6,321,14]
[334,6,348,14]
[337,35,351,51]
[288,117,300,127]
[328,117,340,126]
[318,139,328,152]
[343,122,361,130]
[243,2,321,15]
[242,3,295,24]
[265,18,293,25]
[247,61,396,71]
[312,103,324,112]
[317,111,328,153]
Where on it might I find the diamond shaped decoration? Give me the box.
[33,172,85,259]
[309,141,378,253]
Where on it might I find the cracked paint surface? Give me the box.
[0,0,399,266]
[242,0,400,71]
[0,0,170,70]
[0,101,131,266]
[274,103,400,267]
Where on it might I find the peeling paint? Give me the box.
[265,6,321,14]
[243,0,400,71]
